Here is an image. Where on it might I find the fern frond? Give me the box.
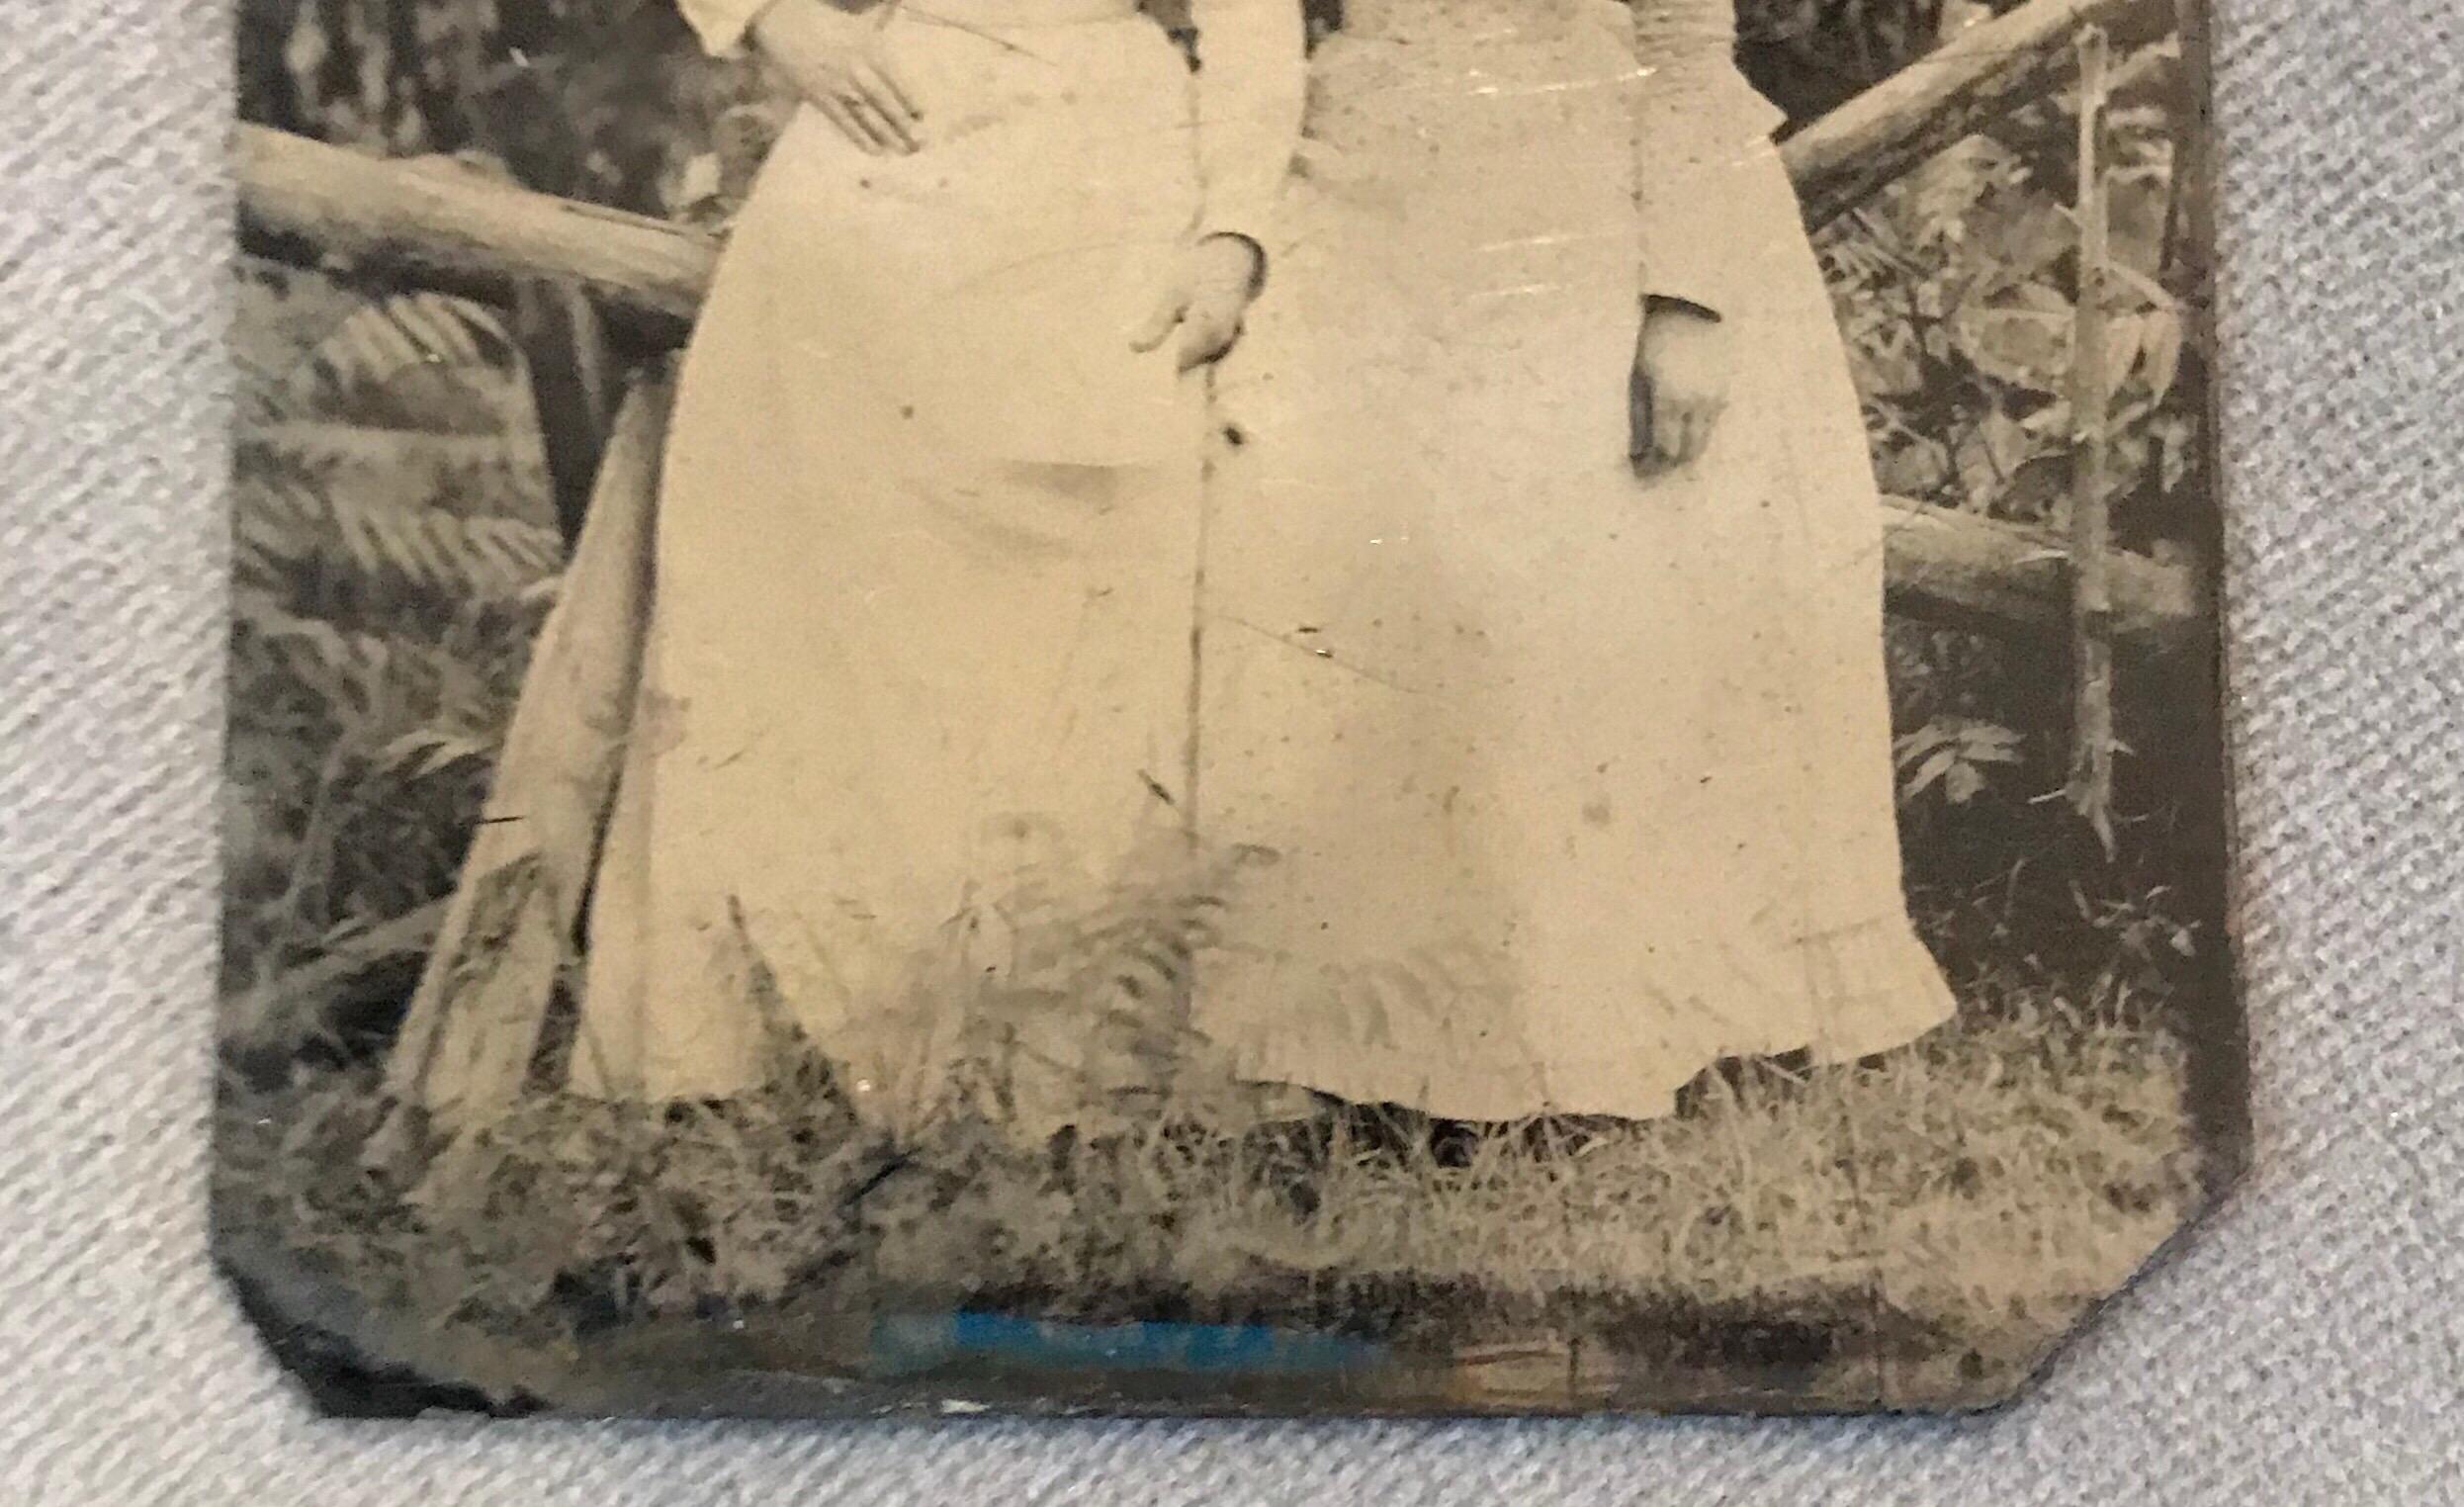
[253,286,530,435]
[310,290,514,391]
[236,469,564,618]
[232,588,516,735]
[239,421,554,524]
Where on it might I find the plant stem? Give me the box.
[2066,25,2117,855]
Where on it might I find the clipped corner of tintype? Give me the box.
[219,0,2243,1419]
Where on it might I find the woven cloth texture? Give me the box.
[1,0,2457,1500]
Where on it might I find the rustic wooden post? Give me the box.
[512,280,618,548]
[381,372,670,1138]
[2066,26,2118,852]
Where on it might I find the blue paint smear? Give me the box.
[870,1310,1388,1377]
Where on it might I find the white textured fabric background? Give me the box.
[1,0,2456,1499]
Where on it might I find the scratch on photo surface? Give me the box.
[1205,609,1423,694]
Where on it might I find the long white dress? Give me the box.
[569,0,1303,1127]
[1188,0,1957,1121]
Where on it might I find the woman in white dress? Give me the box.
[552,0,1306,1127]
[1189,0,1958,1122]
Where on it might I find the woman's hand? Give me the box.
[750,0,923,156]
[1630,300,1732,474]
[1130,235,1267,371]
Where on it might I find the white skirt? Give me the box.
[1188,0,1958,1120]
[572,2,1213,1125]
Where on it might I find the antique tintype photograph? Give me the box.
[220,0,2243,1415]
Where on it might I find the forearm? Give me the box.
[1188,0,1308,273]
[1629,0,1787,317]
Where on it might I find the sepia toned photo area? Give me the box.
[218,0,2239,1416]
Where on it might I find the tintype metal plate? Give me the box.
[220,0,2243,1417]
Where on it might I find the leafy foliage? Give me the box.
[225,261,556,1037]
[1894,713,2023,808]
[926,838,1282,1140]
[1815,44,2200,538]
[239,471,562,621]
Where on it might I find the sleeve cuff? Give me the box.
[1631,67,1787,320]
[1193,228,1270,295]
[1645,293,1722,323]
